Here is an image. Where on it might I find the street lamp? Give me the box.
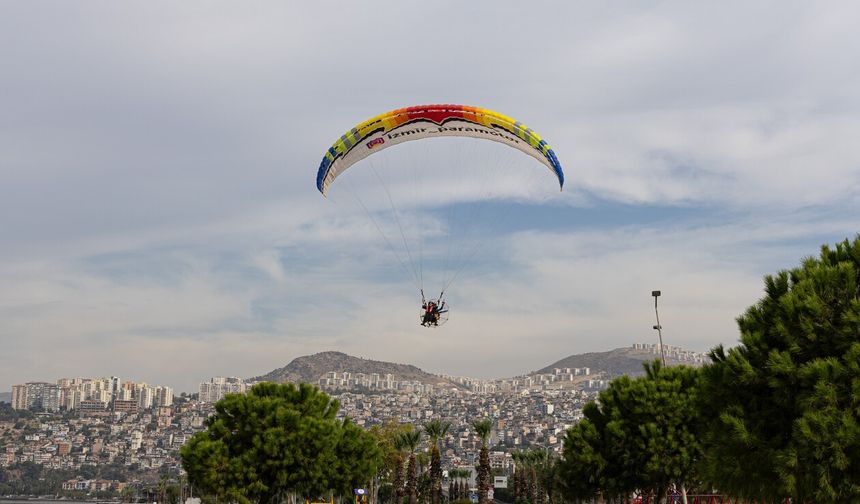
[652,290,666,366]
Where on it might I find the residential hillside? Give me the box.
[251,351,461,387]
[533,344,709,378]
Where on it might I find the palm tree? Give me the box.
[402,430,422,504]
[511,451,524,503]
[458,468,468,500]
[451,468,468,501]
[424,420,451,504]
[517,448,555,504]
[471,419,492,504]
[393,432,408,504]
[120,486,136,503]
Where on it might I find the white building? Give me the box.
[11,382,60,412]
[199,377,247,403]
[11,384,28,410]
[155,386,173,407]
[138,386,154,409]
[130,430,144,450]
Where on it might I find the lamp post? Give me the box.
[652,290,666,366]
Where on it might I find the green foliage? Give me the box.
[450,499,473,504]
[369,421,414,504]
[472,419,491,442]
[0,403,33,421]
[0,462,77,496]
[557,362,702,501]
[492,486,514,503]
[180,382,383,503]
[448,468,469,501]
[376,481,394,504]
[512,449,556,504]
[700,236,860,502]
[371,421,414,476]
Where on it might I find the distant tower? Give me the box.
[110,376,121,399]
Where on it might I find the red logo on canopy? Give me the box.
[366,137,384,149]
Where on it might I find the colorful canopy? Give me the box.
[315,104,564,196]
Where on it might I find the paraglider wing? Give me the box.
[316,104,564,196]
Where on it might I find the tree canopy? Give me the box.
[558,236,860,503]
[699,236,860,502]
[180,382,383,503]
[557,362,702,501]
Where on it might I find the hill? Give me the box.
[250,345,709,391]
[252,351,459,387]
[0,392,10,404]
[533,345,707,378]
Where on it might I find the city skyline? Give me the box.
[0,369,596,488]
[3,2,860,393]
[4,342,708,396]
[10,375,174,413]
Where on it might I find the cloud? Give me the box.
[1,1,860,391]
[563,106,860,207]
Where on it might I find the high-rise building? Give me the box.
[82,378,110,402]
[199,377,247,403]
[118,387,133,401]
[109,376,121,401]
[37,383,61,412]
[11,382,61,412]
[11,384,28,410]
[13,375,175,412]
[61,388,82,410]
[155,386,173,407]
[138,386,154,409]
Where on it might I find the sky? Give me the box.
[2,1,859,393]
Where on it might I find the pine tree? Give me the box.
[700,236,860,503]
[556,363,702,501]
[180,382,383,503]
